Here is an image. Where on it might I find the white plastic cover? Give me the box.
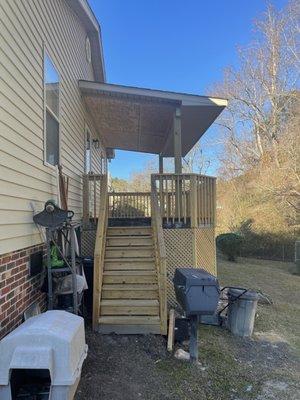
[0,311,87,387]
[56,274,86,295]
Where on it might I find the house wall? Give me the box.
[0,0,105,256]
[0,0,106,336]
[0,243,46,339]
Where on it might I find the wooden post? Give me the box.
[174,107,182,222]
[159,154,164,174]
[212,178,216,227]
[190,175,198,228]
[167,309,175,352]
[174,107,182,174]
[93,175,108,331]
[82,174,89,228]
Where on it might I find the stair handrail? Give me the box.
[93,174,108,330]
[151,176,167,335]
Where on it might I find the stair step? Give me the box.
[98,224,159,334]
[98,315,161,334]
[105,246,154,259]
[106,236,153,247]
[103,270,157,284]
[100,299,159,316]
[102,284,158,299]
[99,315,160,325]
[104,258,155,271]
[97,324,161,335]
[107,227,152,236]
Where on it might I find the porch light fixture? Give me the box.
[175,107,181,117]
[92,138,100,149]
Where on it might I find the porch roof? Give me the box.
[79,80,227,157]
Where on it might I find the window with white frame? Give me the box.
[44,53,60,166]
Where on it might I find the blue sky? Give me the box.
[89,0,287,180]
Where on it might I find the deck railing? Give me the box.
[83,173,216,228]
[82,173,103,227]
[151,173,216,227]
[93,174,108,330]
[108,192,151,218]
[151,179,167,335]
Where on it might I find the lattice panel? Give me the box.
[81,228,96,257]
[164,227,217,309]
[194,227,216,275]
[164,229,194,308]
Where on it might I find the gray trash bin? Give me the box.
[173,268,220,316]
[227,288,258,337]
[0,310,88,400]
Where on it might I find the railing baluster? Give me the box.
[204,178,207,225]
[172,176,174,222]
[183,176,185,224]
[105,174,215,227]
[165,179,169,223]
[208,178,212,225]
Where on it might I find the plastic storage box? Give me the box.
[0,310,88,400]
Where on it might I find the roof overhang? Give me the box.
[67,0,106,82]
[79,80,227,157]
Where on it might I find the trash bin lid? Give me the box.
[228,288,259,301]
[174,268,219,287]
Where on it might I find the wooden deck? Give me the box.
[83,172,216,335]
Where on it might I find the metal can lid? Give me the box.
[228,287,259,301]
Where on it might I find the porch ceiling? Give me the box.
[79,80,227,157]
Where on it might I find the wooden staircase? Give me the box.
[98,226,161,334]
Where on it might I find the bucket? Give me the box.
[227,288,258,337]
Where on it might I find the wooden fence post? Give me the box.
[82,174,89,228]
[190,175,198,228]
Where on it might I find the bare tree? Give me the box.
[183,141,211,174]
[211,1,299,175]
[211,1,300,233]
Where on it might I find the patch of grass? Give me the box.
[156,257,300,400]
[77,257,300,400]
[218,257,300,353]
[157,325,263,400]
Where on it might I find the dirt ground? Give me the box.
[76,258,300,400]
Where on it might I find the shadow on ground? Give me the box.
[76,258,300,400]
[76,326,299,400]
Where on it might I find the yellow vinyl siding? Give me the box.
[0,0,104,255]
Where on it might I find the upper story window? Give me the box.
[44,53,60,166]
[85,36,92,63]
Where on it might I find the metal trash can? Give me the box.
[0,310,88,400]
[227,288,259,337]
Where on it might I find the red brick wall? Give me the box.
[0,244,46,339]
